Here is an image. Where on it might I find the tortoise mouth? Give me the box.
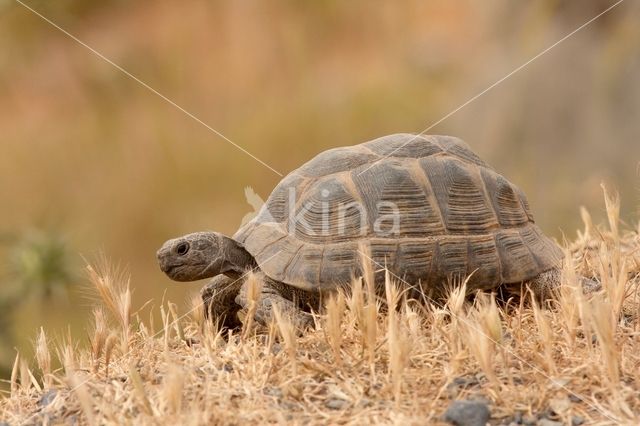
[159,261,181,276]
[161,263,178,274]
[158,255,187,276]
[162,263,194,281]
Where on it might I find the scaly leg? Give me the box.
[507,267,601,302]
[200,274,244,329]
[235,274,313,330]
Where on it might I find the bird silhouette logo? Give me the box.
[240,186,267,227]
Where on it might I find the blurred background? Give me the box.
[0,0,639,381]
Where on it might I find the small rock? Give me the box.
[443,400,490,426]
[521,414,537,426]
[37,389,58,407]
[325,398,349,410]
[571,415,585,426]
[0,422,10,426]
[537,419,562,426]
[222,363,234,373]
[271,343,282,355]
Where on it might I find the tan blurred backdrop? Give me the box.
[1,0,639,379]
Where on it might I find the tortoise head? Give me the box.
[157,231,256,281]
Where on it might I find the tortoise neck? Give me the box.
[219,234,258,279]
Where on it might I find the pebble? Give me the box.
[325,398,349,410]
[443,400,490,426]
[271,343,282,355]
[571,415,585,426]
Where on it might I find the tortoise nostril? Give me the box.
[176,242,190,256]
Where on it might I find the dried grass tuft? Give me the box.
[10,352,19,398]
[385,275,410,403]
[242,272,263,339]
[325,291,346,365]
[86,259,132,352]
[35,327,51,389]
[90,308,108,373]
[272,305,298,375]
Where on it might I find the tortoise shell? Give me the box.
[234,133,563,292]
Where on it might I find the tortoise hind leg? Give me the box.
[526,268,562,301]
[235,273,314,330]
[506,267,601,302]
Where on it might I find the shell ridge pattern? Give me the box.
[239,134,561,291]
[292,175,366,243]
[408,159,448,233]
[420,156,498,234]
[253,231,287,258]
[282,243,305,280]
[316,244,326,284]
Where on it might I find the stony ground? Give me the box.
[1,195,639,425]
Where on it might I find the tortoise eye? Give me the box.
[176,242,190,256]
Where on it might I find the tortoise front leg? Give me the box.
[200,274,244,330]
[235,275,313,331]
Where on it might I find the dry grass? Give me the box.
[1,198,640,425]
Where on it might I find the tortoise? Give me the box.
[157,133,592,329]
